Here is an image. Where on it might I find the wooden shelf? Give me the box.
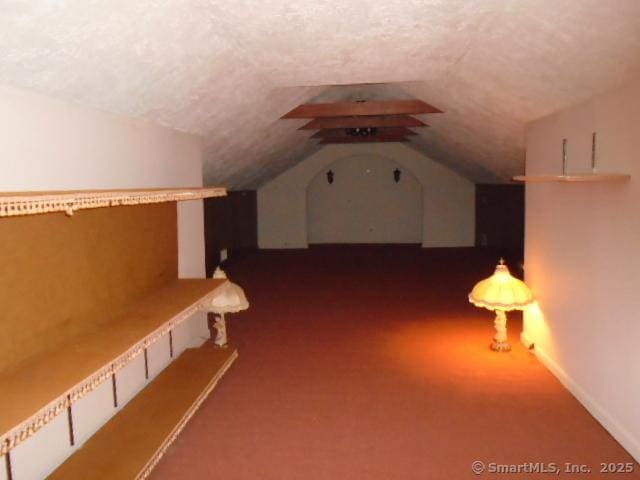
[49,342,237,480]
[0,279,225,455]
[0,187,226,218]
[513,173,630,183]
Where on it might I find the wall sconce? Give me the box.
[393,168,401,183]
[327,170,334,184]
[468,259,534,352]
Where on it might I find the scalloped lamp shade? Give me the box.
[468,260,534,352]
[468,263,534,311]
[204,268,249,347]
[206,267,249,314]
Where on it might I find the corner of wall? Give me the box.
[177,200,206,278]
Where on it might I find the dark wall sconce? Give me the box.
[393,168,401,183]
[327,170,334,184]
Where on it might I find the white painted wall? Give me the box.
[258,143,475,248]
[523,81,640,461]
[0,83,206,280]
[307,155,422,244]
[0,84,209,479]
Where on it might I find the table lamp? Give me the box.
[203,267,249,348]
[468,259,534,352]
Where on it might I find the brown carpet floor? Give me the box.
[151,246,638,479]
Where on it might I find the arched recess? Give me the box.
[306,154,423,244]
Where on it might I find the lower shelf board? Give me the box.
[49,342,238,480]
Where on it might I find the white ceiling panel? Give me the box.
[1,0,639,187]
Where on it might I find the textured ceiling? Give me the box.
[1,1,640,187]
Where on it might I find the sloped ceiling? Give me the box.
[1,1,639,188]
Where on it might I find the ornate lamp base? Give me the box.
[490,339,512,352]
[213,314,228,348]
[490,309,511,352]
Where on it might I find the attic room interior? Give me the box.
[1,2,640,479]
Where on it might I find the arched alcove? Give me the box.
[306,154,423,244]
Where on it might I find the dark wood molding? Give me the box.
[300,115,427,130]
[475,184,524,264]
[204,191,257,275]
[283,99,442,118]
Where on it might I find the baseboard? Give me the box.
[522,336,640,462]
[258,244,308,250]
[309,243,421,247]
[421,243,475,249]
[520,332,534,349]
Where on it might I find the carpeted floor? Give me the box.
[151,246,638,479]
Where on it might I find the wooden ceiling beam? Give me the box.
[300,115,427,130]
[319,136,410,144]
[282,99,442,118]
[311,127,417,139]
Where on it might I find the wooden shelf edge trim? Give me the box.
[0,285,224,456]
[512,174,631,183]
[0,187,227,218]
[136,349,238,480]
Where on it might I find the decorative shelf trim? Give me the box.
[513,174,631,183]
[0,287,222,456]
[0,187,226,218]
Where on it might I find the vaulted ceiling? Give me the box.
[1,1,639,188]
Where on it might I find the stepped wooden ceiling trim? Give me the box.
[319,136,409,144]
[288,98,440,147]
[282,99,441,118]
[311,127,417,138]
[300,115,428,130]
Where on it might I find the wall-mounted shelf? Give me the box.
[513,173,631,183]
[515,134,631,184]
[0,187,226,218]
[49,343,237,480]
[0,279,225,456]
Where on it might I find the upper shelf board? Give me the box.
[512,174,631,183]
[0,187,226,218]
